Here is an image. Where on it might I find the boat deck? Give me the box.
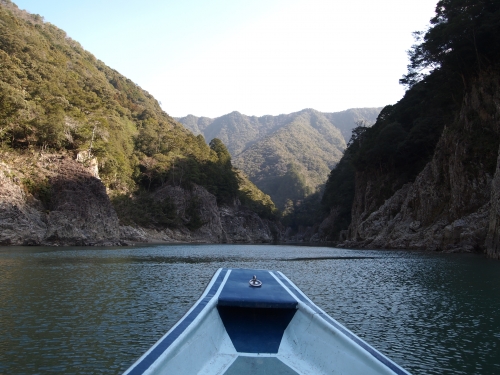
[223,356,298,375]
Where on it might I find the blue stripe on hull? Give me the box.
[126,268,229,375]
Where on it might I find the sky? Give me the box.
[13,0,438,118]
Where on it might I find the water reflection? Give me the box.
[0,245,499,375]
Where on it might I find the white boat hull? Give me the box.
[123,268,411,375]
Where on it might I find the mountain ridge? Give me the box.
[177,107,381,151]
[177,107,381,209]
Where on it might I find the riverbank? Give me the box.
[0,152,283,246]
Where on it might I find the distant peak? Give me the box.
[289,108,316,114]
[220,111,244,118]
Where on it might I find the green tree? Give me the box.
[205,138,239,203]
[401,0,500,88]
[209,138,231,165]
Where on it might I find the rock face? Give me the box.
[0,153,281,246]
[0,162,47,245]
[76,150,99,179]
[44,157,121,245]
[154,185,224,243]
[219,204,279,243]
[343,69,500,257]
[0,154,122,246]
[137,184,281,244]
[486,148,500,258]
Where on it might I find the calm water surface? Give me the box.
[0,244,499,375]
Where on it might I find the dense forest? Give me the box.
[320,0,500,241]
[178,108,380,211]
[0,0,277,228]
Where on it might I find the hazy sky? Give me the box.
[13,0,438,118]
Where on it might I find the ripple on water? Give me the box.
[0,245,500,375]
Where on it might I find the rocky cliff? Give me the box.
[0,152,281,246]
[343,69,500,258]
[0,152,122,246]
[120,184,282,244]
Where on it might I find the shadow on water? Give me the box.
[129,256,248,264]
[282,256,378,261]
[33,255,245,265]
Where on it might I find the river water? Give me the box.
[0,244,499,375]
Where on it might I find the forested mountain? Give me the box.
[177,108,380,209]
[318,0,500,258]
[178,108,380,155]
[233,110,345,209]
[0,0,277,245]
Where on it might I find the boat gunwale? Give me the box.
[123,268,231,375]
[271,270,411,375]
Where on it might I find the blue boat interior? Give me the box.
[217,306,296,353]
[215,269,300,373]
[217,269,297,354]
